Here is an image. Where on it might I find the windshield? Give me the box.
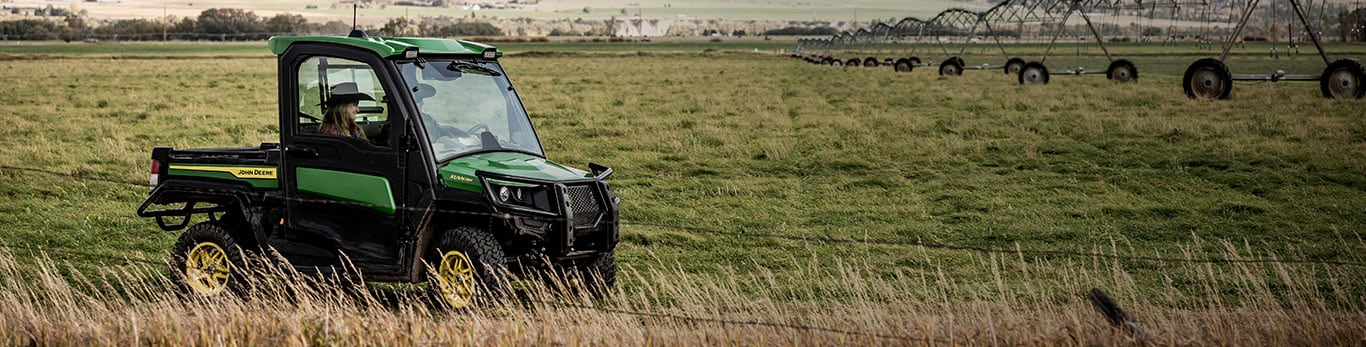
[398,60,543,162]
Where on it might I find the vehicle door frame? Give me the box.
[276,42,427,278]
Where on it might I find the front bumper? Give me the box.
[477,163,619,259]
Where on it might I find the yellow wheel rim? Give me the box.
[184,242,231,296]
[436,250,476,308]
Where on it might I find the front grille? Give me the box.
[565,185,603,228]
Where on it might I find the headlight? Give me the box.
[497,186,525,203]
[490,183,549,212]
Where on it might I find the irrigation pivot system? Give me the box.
[1182,0,1365,100]
[792,0,1199,84]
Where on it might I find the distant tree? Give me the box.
[197,8,264,39]
[0,19,63,40]
[95,19,163,40]
[1340,8,1366,41]
[425,22,502,37]
[315,20,353,36]
[380,17,416,36]
[762,26,836,36]
[265,13,308,34]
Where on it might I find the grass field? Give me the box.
[0,42,1363,344]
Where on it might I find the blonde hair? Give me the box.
[320,102,367,140]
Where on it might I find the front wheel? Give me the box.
[429,226,507,309]
[170,221,251,297]
[574,252,616,298]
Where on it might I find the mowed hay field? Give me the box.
[0,44,1364,344]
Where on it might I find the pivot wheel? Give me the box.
[429,226,506,308]
[1018,61,1050,84]
[1183,58,1232,100]
[831,59,843,67]
[908,56,921,67]
[846,58,861,67]
[939,58,963,76]
[1320,59,1365,99]
[894,58,913,73]
[1004,58,1025,75]
[171,221,250,297]
[1106,59,1138,83]
[862,57,879,67]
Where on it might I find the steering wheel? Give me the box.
[434,125,467,138]
[467,123,491,135]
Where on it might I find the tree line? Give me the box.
[1,8,502,41]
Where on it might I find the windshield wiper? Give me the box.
[447,62,502,76]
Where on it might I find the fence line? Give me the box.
[3,164,1364,268]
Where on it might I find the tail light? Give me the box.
[149,160,161,187]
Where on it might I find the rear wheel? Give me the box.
[429,226,506,309]
[1183,58,1232,100]
[1106,59,1139,82]
[1320,59,1365,99]
[1019,61,1050,84]
[170,221,251,297]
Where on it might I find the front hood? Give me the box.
[438,151,592,193]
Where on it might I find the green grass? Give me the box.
[0,43,1363,309]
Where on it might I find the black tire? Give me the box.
[1004,57,1025,75]
[909,56,921,66]
[939,58,963,76]
[846,58,861,67]
[831,59,843,67]
[170,221,252,297]
[863,57,879,67]
[1018,61,1050,84]
[950,56,965,67]
[894,58,913,72]
[575,252,617,298]
[429,226,507,309]
[1106,59,1139,83]
[1320,59,1365,99]
[1183,58,1232,100]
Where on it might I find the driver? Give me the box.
[320,82,372,140]
[414,83,467,139]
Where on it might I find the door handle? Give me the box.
[284,145,318,158]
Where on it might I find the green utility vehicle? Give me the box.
[137,32,620,307]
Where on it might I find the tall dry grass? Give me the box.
[1,240,1361,345]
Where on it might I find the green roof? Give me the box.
[268,36,501,58]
